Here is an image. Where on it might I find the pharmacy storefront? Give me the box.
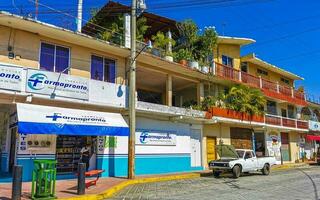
[0,63,203,181]
[1,103,129,181]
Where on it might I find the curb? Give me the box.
[59,173,201,200]
[272,163,309,171]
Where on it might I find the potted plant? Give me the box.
[195,27,218,73]
[173,49,192,66]
[176,20,199,69]
[151,31,176,61]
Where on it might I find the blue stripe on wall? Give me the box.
[14,154,203,181]
[18,122,129,136]
[1,153,9,172]
[97,154,202,177]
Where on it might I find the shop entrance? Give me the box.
[254,132,266,157]
[206,137,216,163]
[56,135,97,174]
[281,132,290,162]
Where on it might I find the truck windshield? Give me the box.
[236,150,245,158]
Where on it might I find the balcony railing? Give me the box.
[265,114,308,130]
[206,107,308,130]
[214,62,306,105]
[215,63,240,82]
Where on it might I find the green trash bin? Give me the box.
[31,160,57,200]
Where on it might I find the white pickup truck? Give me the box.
[209,145,277,178]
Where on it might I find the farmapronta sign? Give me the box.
[136,130,176,146]
[0,64,23,91]
[26,69,89,100]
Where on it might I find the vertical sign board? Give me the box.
[124,13,131,48]
[0,64,23,91]
[26,69,89,100]
[266,133,281,164]
[136,130,176,146]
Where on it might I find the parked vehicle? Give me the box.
[209,145,277,178]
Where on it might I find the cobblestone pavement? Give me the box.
[109,166,320,200]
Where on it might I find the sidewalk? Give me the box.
[0,177,127,200]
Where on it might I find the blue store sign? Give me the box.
[136,130,176,146]
[26,69,89,100]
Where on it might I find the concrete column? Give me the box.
[197,82,204,106]
[166,74,173,106]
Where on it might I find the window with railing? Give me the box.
[39,42,70,73]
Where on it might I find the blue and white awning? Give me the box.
[16,103,129,136]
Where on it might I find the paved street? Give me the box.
[110,166,320,200]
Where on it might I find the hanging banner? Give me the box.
[0,64,23,91]
[136,130,176,146]
[26,69,89,100]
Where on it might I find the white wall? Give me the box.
[136,117,191,154]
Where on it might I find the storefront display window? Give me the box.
[56,136,97,174]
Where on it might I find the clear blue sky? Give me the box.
[2,0,320,100]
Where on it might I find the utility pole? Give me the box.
[77,0,83,32]
[128,0,137,179]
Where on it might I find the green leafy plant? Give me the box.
[95,15,124,44]
[224,85,266,116]
[201,96,217,110]
[176,19,198,61]
[151,31,176,56]
[173,49,192,62]
[196,27,218,66]
[93,15,149,44]
[176,20,218,64]
[136,17,150,41]
[182,99,198,109]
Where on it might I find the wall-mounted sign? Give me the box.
[26,69,89,100]
[0,64,23,91]
[266,133,281,163]
[309,121,320,132]
[136,130,176,146]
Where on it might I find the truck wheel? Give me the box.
[232,165,241,179]
[213,171,220,178]
[262,164,270,175]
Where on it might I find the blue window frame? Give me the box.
[39,42,70,73]
[91,55,116,83]
[222,55,233,67]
